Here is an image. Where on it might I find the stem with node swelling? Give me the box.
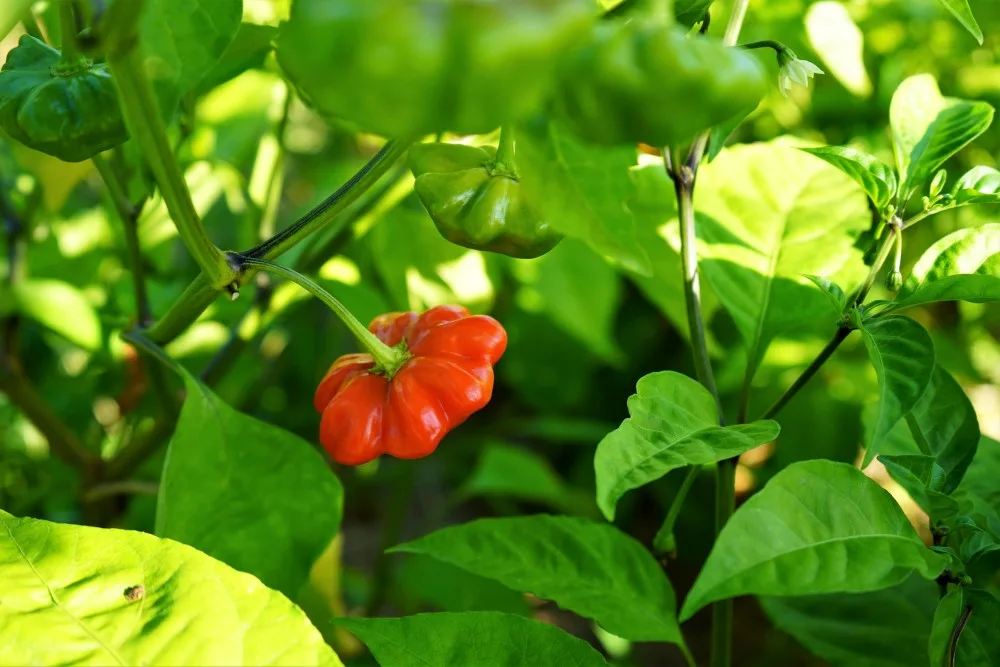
[106,48,233,288]
[57,0,83,63]
[238,257,408,374]
[760,223,899,420]
[144,141,410,346]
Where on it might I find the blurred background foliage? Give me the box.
[1,0,999,665]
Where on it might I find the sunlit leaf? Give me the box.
[892,224,1000,309]
[680,460,948,621]
[806,2,872,98]
[952,166,1000,205]
[335,613,608,667]
[859,315,935,466]
[595,371,778,520]
[800,146,896,209]
[761,576,938,667]
[516,118,650,275]
[391,515,686,647]
[5,279,102,350]
[934,0,983,44]
[0,510,340,666]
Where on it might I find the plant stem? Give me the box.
[239,257,406,372]
[740,39,783,53]
[853,223,898,305]
[106,48,233,288]
[144,142,409,345]
[57,0,83,63]
[948,606,973,667]
[722,0,750,46]
[654,466,700,553]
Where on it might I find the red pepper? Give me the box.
[314,305,507,465]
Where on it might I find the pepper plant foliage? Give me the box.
[2,0,1000,665]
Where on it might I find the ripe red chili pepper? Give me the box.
[314,305,507,465]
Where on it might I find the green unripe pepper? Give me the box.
[553,19,766,147]
[276,0,596,139]
[0,35,127,162]
[409,140,562,259]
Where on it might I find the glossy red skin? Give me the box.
[315,305,507,465]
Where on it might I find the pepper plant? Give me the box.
[1,0,999,666]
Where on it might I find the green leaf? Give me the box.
[390,515,685,646]
[800,146,897,209]
[595,371,779,520]
[680,460,948,621]
[140,0,243,117]
[511,238,623,364]
[459,442,596,516]
[935,0,984,44]
[878,454,960,521]
[695,139,870,382]
[516,118,651,276]
[706,106,756,163]
[5,279,102,350]
[805,274,848,315]
[154,357,343,600]
[674,0,713,25]
[391,554,532,616]
[858,315,935,466]
[905,365,980,493]
[889,75,994,199]
[893,224,1000,309]
[197,22,278,95]
[335,612,608,667]
[0,510,341,666]
[929,587,966,667]
[805,1,872,98]
[955,437,1000,538]
[761,575,938,667]
[952,166,1000,205]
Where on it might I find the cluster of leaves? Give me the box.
[1,0,1000,666]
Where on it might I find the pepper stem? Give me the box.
[492,125,518,178]
[238,257,408,375]
[57,0,85,65]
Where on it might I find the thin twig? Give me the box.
[948,605,973,667]
[83,479,159,502]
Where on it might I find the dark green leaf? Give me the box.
[928,587,965,667]
[935,0,984,44]
[801,146,898,209]
[674,0,713,25]
[955,437,1000,538]
[878,454,960,521]
[197,22,278,94]
[460,442,596,516]
[0,510,340,666]
[390,515,686,646]
[334,613,608,667]
[893,224,1000,309]
[706,105,756,163]
[761,575,938,667]
[805,274,848,315]
[156,364,343,600]
[595,371,779,520]
[859,315,935,466]
[516,119,651,275]
[680,460,948,621]
[695,140,870,382]
[392,554,532,616]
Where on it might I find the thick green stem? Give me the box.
[239,257,406,373]
[144,142,409,345]
[106,48,233,288]
[57,0,83,63]
[493,126,518,177]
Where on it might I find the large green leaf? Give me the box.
[511,238,623,364]
[694,139,870,383]
[801,146,897,209]
[0,510,340,666]
[595,371,779,520]
[460,442,596,516]
[892,224,1000,309]
[928,587,965,667]
[761,575,938,667]
[935,0,984,43]
[390,515,685,646]
[680,460,948,621]
[139,0,243,117]
[391,554,532,616]
[955,437,1000,538]
[889,75,994,199]
[952,166,1000,205]
[2,279,102,350]
[859,315,935,466]
[878,454,960,521]
[930,587,1000,665]
[335,613,608,667]
[516,119,650,276]
[151,347,343,600]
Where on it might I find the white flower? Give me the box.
[777,49,824,97]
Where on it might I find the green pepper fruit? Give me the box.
[553,19,766,147]
[276,0,596,139]
[0,35,127,163]
[409,142,562,259]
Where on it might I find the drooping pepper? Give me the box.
[0,35,128,162]
[314,305,507,466]
[408,137,562,259]
[276,0,596,138]
[552,18,766,147]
